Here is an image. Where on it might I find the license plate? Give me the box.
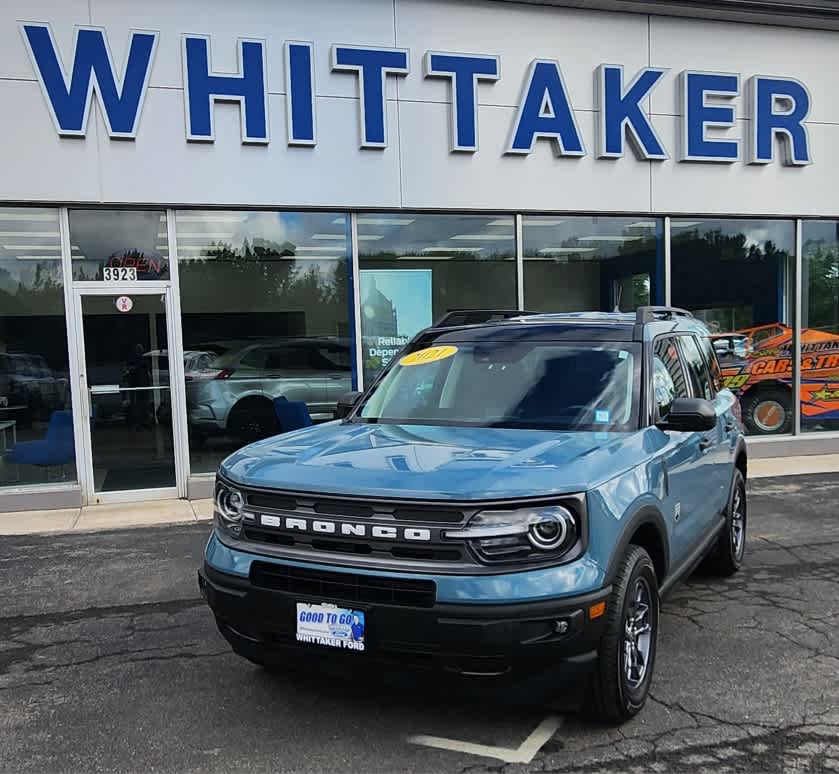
[295,602,366,652]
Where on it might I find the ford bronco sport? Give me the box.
[199,306,747,723]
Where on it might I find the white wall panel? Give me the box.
[97,88,401,208]
[650,115,836,216]
[0,0,89,82]
[0,0,834,215]
[395,0,649,112]
[90,0,397,97]
[399,101,652,212]
[0,80,101,202]
[649,16,839,125]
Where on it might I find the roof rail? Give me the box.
[433,308,537,328]
[635,305,694,325]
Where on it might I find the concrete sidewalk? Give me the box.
[0,497,213,536]
[0,454,836,537]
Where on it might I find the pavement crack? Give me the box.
[125,649,229,664]
[0,597,204,637]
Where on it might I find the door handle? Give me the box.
[699,437,714,451]
[724,421,736,432]
[90,384,121,396]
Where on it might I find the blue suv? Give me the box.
[199,306,747,723]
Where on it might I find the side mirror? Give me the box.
[657,397,717,432]
[334,391,363,420]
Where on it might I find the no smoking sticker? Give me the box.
[399,345,458,367]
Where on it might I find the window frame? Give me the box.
[649,333,693,424]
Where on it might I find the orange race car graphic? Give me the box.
[713,325,839,434]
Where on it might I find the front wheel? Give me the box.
[584,546,660,724]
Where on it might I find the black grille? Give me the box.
[314,501,374,518]
[242,527,464,562]
[392,507,464,523]
[247,493,297,510]
[249,561,436,608]
[242,489,467,525]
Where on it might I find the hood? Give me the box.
[219,421,662,501]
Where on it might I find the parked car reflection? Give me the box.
[0,352,68,423]
[711,333,751,368]
[185,337,352,444]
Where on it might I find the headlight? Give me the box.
[215,481,245,536]
[445,505,578,563]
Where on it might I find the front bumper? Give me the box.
[198,561,610,682]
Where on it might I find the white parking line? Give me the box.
[408,715,563,764]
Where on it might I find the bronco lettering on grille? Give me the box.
[254,513,433,542]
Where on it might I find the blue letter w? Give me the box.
[21,23,158,138]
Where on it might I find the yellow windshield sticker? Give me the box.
[399,345,458,367]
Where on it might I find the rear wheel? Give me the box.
[584,546,659,724]
[228,398,279,443]
[702,469,747,576]
[740,386,792,435]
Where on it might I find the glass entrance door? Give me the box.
[77,291,178,498]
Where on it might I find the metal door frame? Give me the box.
[69,283,189,505]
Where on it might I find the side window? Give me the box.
[240,348,267,369]
[653,337,690,419]
[679,335,715,400]
[265,346,313,371]
[318,345,351,371]
[698,336,723,393]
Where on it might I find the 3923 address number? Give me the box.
[103,267,137,281]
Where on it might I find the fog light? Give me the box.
[554,619,570,635]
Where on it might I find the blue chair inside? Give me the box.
[273,397,313,433]
[6,409,76,467]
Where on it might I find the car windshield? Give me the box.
[358,339,640,431]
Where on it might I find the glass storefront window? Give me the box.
[671,218,795,436]
[358,214,516,384]
[523,216,663,313]
[0,208,76,487]
[69,209,170,281]
[800,222,839,434]
[177,211,354,474]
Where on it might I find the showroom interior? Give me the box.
[1,205,837,511]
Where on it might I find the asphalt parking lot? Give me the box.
[1,474,838,773]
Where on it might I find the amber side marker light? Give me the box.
[588,601,607,620]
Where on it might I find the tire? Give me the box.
[740,387,792,435]
[702,469,747,576]
[228,399,279,443]
[584,546,660,724]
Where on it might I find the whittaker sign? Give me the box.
[19,22,813,166]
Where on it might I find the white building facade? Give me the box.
[1,0,838,511]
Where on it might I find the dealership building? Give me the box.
[1,0,838,512]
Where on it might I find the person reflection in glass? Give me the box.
[350,614,364,641]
